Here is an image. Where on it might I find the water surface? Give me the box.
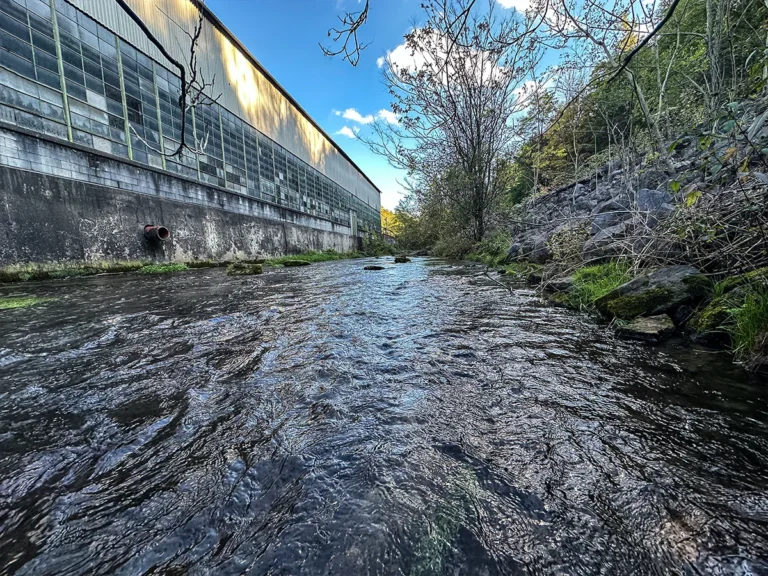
[0,258,766,575]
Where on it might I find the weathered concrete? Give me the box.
[0,129,355,266]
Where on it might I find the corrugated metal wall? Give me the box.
[67,0,381,212]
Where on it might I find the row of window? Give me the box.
[0,0,381,233]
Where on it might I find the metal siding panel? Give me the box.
[66,0,380,206]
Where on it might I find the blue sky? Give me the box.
[205,0,527,209]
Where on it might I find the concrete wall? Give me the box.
[67,0,382,212]
[0,125,355,266]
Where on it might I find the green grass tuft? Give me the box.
[0,296,54,310]
[730,288,768,370]
[569,261,632,309]
[138,263,188,274]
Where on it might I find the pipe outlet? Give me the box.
[144,225,170,242]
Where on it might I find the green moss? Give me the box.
[605,288,674,320]
[568,261,632,310]
[226,263,263,275]
[282,259,311,267]
[138,263,188,274]
[187,260,220,269]
[681,274,714,297]
[689,296,732,333]
[0,296,54,310]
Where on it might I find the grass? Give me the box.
[263,249,361,267]
[0,296,54,310]
[569,261,632,309]
[729,288,768,369]
[138,263,188,274]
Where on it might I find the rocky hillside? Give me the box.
[505,98,768,370]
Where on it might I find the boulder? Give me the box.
[227,263,263,275]
[595,265,711,320]
[394,256,411,263]
[507,242,521,259]
[364,265,385,271]
[616,315,675,343]
[283,259,311,267]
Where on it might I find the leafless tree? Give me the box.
[114,0,221,157]
[320,0,371,67]
[363,0,541,241]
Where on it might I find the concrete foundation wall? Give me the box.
[0,126,355,266]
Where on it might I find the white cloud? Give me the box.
[377,109,400,125]
[496,0,531,12]
[335,126,357,139]
[341,108,374,124]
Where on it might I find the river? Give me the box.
[0,258,766,575]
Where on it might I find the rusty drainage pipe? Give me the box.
[144,225,170,241]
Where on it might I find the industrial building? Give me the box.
[0,0,381,265]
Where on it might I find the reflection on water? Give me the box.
[0,258,766,575]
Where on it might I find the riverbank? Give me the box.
[0,247,397,284]
[495,258,768,371]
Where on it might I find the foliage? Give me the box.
[465,231,513,267]
[361,234,396,256]
[380,208,400,237]
[568,262,632,310]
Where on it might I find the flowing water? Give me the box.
[0,258,766,575]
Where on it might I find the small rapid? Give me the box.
[0,258,765,575]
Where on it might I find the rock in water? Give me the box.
[595,265,710,320]
[283,260,311,267]
[394,256,411,263]
[616,315,675,343]
[226,263,263,275]
[364,265,385,271]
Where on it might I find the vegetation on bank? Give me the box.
[567,262,632,310]
[535,259,768,371]
[139,263,189,274]
[0,296,54,310]
[263,250,357,267]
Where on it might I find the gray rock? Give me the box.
[583,221,630,257]
[591,210,631,235]
[507,242,521,259]
[636,188,673,212]
[595,265,711,319]
[591,197,630,216]
[544,275,574,293]
[616,315,675,343]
